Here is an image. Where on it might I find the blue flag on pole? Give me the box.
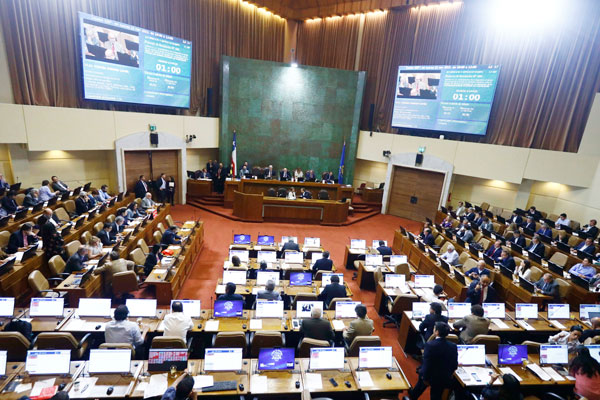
[338,140,346,185]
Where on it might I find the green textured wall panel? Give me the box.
[220,56,365,184]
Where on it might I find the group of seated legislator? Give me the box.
[191,159,339,184]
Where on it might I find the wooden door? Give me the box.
[387,166,445,222]
[124,151,151,193]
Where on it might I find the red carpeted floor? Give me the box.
[168,204,424,391]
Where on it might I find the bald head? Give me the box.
[311,307,322,318]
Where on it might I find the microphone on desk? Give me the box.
[210,296,214,317]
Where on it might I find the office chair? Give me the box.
[137,238,150,255]
[47,255,70,279]
[471,334,500,353]
[28,271,65,298]
[151,336,193,352]
[156,222,166,234]
[65,240,81,258]
[250,331,284,357]
[0,332,31,361]
[346,336,381,357]
[0,230,9,249]
[317,190,329,200]
[328,297,352,310]
[80,230,92,245]
[112,271,139,302]
[290,293,318,310]
[99,342,135,358]
[383,293,418,328]
[298,338,330,357]
[33,332,91,360]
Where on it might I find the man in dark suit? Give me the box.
[575,237,597,255]
[422,228,435,246]
[213,167,226,194]
[161,226,182,246]
[134,175,149,199]
[409,321,457,400]
[465,260,491,279]
[527,235,545,258]
[279,168,290,181]
[580,318,600,343]
[485,240,503,261]
[305,170,315,182]
[96,223,116,246]
[300,188,312,199]
[534,273,561,303]
[75,192,91,215]
[464,208,476,222]
[263,165,275,179]
[281,238,299,252]
[521,216,537,232]
[6,223,35,254]
[418,302,448,341]
[299,307,334,344]
[466,276,498,305]
[526,206,542,220]
[110,216,125,241]
[376,240,392,255]
[51,176,70,194]
[312,251,333,274]
[509,212,523,226]
[217,282,245,301]
[536,223,552,237]
[578,219,599,239]
[509,230,526,248]
[65,247,89,273]
[318,274,346,307]
[155,173,168,203]
[1,191,21,214]
[499,250,516,272]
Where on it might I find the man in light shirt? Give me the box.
[39,180,58,202]
[104,305,145,352]
[569,257,597,280]
[440,244,459,265]
[555,213,571,229]
[162,301,193,342]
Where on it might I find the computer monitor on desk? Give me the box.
[358,347,393,369]
[0,297,15,317]
[411,302,430,319]
[229,250,249,263]
[483,303,505,319]
[257,235,274,246]
[29,297,64,317]
[258,348,295,371]
[515,303,538,319]
[204,348,243,371]
[256,270,280,286]
[305,237,320,247]
[172,299,201,318]
[384,274,405,289]
[290,272,312,286]
[26,350,71,375]
[389,255,407,266]
[448,303,471,319]
[148,349,188,372]
[414,275,435,288]
[547,304,570,319]
[365,254,383,266]
[570,273,591,290]
[540,344,568,365]
[78,298,111,317]
[498,345,527,365]
[350,239,366,250]
[281,236,298,244]
[257,251,277,264]
[125,299,157,318]
[454,271,466,285]
[580,304,600,321]
[372,240,387,248]
[0,351,6,376]
[547,261,563,276]
[322,273,344,285]
[214,300,243,318]
[309,348,345,370]
[519,277,535,293]
[284,251,303,264]
[296,301,323,318]
[256,300,284,318]
[335,301,360,319]
[89,349,131,374]
[457,345,486,366]
[233,234,251,245]
[586,345,600,363]
[310,252,323,263]
[223,270,247,285]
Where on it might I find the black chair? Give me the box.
[266,188,277,197]
[318,190,329,200]
[277,188,287,198]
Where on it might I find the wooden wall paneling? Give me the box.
[387,166,444,222]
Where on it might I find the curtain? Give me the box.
[357,0,600,152]
[0,0,286,115]
[296,16,361,70]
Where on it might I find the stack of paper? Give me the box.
[549,320,567,330]
[526,363,551,381]
[204,320,220,332]
[144,374,168,398]
[516,320,535,330]
[491,319,509,329]
[331,320,345,330]
[498,368,522,382]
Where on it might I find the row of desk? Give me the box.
[0,357,410,399]
[0,194,135,300]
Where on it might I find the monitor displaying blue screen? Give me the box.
[257,348,295,371]
[233,234,251,245]
[79,12,192,108]
[392,65,501,136]
[498,345,527,365]
[257,235,275,246]
[214,300,243,317]
[290,272,312,286]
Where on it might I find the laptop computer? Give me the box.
[439,258,451,273]
[509,242,523,255]
[26,350,71,375]
[148,349,188,372]
[499,264,514,279]
[13,208,27,222]
[257,235,275,246]
[528,251,542,264]
[454,271,466,285]
[547,261,564,275]
[10,183,21,192]
[0,258,15,276]
[233,234,251,245]
[570,273,590,290]
[519,276,535,293]
[88,349,132,374]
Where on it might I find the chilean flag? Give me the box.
[231,130,237,178]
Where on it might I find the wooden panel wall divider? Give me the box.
[124,150,181,203]
[387,166,445,223]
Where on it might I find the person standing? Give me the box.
[167,176,176,205]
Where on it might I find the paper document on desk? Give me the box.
[498,368,522,382]
[145,374,168,398]
[550,320,567,330]
[15,383,32,393]
[193,375,214,389]
[491,319,509,329]
[305,373,322,390]
[250,375,268,392]
[516,320,535,330]
[357,371,374,387]
[542,367,565,381]
[30,378,56,397]
[250,319,263,330]
[332,320,345,330]
[462,367,494,384]
[15,252,24,263]
[204,320,220,332]
[153,269,168,275]
[526,363,551,381]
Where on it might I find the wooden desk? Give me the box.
[195,359,250,396]
[0,363,23,393]
[130,360,203,398]
[361,188,384,203]
[232,192,349,225]
[249,358,303,396]
[60,309,165,334]
[203,310,251,333]
[68,361,144,399]
[348,357,410,393]
[55,274,103,308]
[20,308,75,332]
[248,310,291,332]
[298,358,358,394]
[1,361,84,400]
[356,261,394,291]
[505,311,560,334]
[224,179,353,208]
[186,179,213,197]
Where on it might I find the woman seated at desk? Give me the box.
[287,188,296,200]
